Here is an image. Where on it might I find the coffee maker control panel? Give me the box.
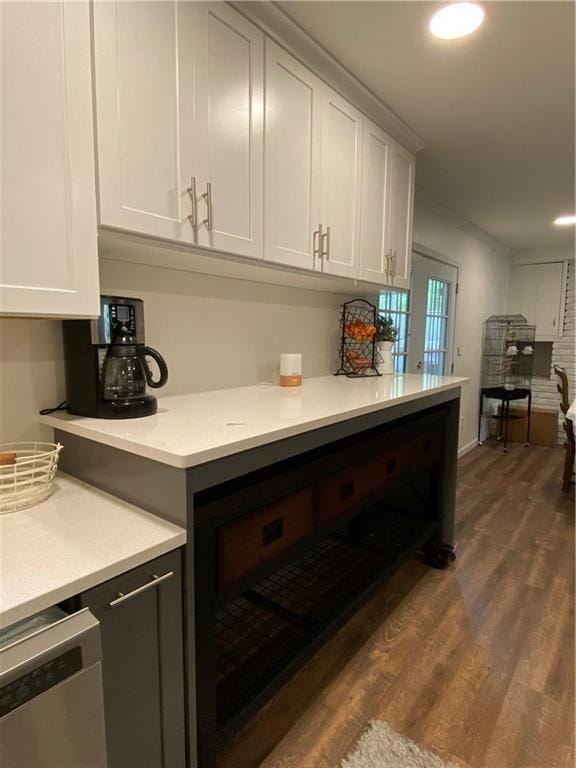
[91,296,145,345]
[109,302,136,337]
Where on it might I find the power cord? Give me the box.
[39,401,68,416]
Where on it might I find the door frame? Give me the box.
[409,245,460,376]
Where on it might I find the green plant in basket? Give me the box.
[375,314,398,343]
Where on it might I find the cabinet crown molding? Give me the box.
[231,1,426,155]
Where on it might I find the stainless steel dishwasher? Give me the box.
[0,607,108,768]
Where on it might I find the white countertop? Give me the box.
[40,374,468,469]
[0,473,186,630]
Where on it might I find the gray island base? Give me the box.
[54,385,461,768]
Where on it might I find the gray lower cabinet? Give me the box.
[79,549,186,768]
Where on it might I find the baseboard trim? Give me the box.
[458,439,478,458]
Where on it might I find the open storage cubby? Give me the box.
[215,489,437,733]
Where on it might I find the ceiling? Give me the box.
[277,1,575,251]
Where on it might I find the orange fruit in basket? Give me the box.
[345,322,376,341]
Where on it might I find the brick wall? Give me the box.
[530,260,575,443]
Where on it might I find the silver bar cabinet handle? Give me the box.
[187,176,197,227]
[203,182,212,230]
[109,571,174,608]
[322,226,331,261]
[385,252,390,278]
[393,249,398,277]
[313,224,323,261]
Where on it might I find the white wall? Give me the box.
[0,258,349,441]
[412,193,512,451]
[99,258,347,395]
[0,319,65,442]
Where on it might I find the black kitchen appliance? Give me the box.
[63,295,168,418]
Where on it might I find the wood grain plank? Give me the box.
[218,444,574,768]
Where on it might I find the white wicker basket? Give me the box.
[0,442,62,514]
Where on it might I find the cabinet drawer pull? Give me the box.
[203,182,212,230]
[109,571,174,608]
[187,176,197,227]
[386,457,397,474]
[322,226,331,261]
[340,479,355,501]
[262,517,284,546]
[313,225,323,261]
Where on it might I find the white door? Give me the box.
[319,90,363,279]
[359,120,392,284]
[181,3,264,258]
[93,1,185,241]
[0,1,99,317]
[386,143,415,290]
[264,41,322,271]
[408,253,458,376]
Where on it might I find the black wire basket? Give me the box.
[335,299,381,378]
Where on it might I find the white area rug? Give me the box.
[341,721,460,768]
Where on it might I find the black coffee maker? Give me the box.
[63,295,168,418]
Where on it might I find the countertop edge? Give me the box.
[0,532,186,631]
[41,379,468,469]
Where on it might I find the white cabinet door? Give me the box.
[386,142,415,290]
[180,3,263,258]
[0,1,99,317]
[509,262,564,339]
[93,1,185,241]
[319,90,363,279]
[359,120,392,284]
[535,262,563,338]
[508,264,538,323]
[264,41,322,270]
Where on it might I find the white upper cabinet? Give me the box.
[0,1,99,317]
[93,1,184,241]
[319,91,363,280]
[180,3,264,258]
[92,2,417,289]
[359,120,392,284]
[264,41,322,271]
[94,1,264,256]
[508,262,564,339]
[385,142,415,290]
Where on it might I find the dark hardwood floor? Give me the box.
[218,442,575,768]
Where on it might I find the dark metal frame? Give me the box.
[335,298,381,378]
[477,386,532,453]
[192,406,455,768]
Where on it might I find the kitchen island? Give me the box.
[41,373,467,768]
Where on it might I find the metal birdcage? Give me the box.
[481,314,536,390]
[478,314,536,452]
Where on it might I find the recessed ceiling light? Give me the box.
[429,3,485,40]
[553,215,576,226]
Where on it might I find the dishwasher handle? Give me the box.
[109,571,174,608]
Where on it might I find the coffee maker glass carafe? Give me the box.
[101,340,168,403]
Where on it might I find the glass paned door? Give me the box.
[408,253,457,375]
[424,278,450,375]
[379,289,409,373]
